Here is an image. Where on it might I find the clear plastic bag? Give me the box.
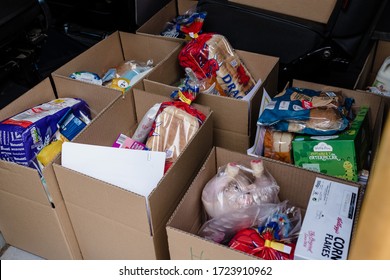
[201,160,280,219]
[228,201,302,260]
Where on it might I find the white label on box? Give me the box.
[294,177,358,260]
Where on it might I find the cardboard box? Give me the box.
[136,0,336,40]
[289,80,383,178]
[52,31,183,95]
[53,85,214,259]
[355,40,390,131]
[166,146,362,260]
[143,46,279,154]
[292,106,370,182]
[349,113,390,259]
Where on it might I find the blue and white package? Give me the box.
[0,98,90,168]
[257,87,353,135]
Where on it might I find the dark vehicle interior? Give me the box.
[1,0,389,110]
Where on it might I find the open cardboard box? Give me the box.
[0,77,124,259]
[355,40,390,130]
[349,112,390,259]
[136,0,337,40]
[51,31,183,95]
[52,84,214,259]
[166,146,363,260]
[143,45,279,153]
[276,80,384,184]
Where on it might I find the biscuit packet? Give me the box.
[258,87,354,135]
[178,33,256,99]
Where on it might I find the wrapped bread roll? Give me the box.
[178,33,256,99]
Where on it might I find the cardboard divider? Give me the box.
[166,146,362,260]
[53,85,214,259]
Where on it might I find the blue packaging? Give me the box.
[0,98,90,168]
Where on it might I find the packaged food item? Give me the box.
[0,98,90,168]
[178,33,256,99]
[258,87,354,135]
[201,160,280,219]
[112,133,148,150]
[161,10,207,39]
[145,101,206,172]
[102,60,153,91]
[263,128,294,163]
[69,71,103,85]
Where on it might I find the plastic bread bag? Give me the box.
[257,87,354,135]
[263,127,294,164]
[178,33,256,99]
[160,7,207,39]
[201,159,280,219]
[198,202,280,244]
[0,98,91,169]
[145,101,206,172]
[228,201,302,260]
[102,59,154,91]
[171,67,223,105]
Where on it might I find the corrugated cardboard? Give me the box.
[166,146,362,260]
[52,31,183,94]
[349,113,390,259]
[0,74,127,259]
[355,40,390,130]
[136,1,196,42]
[53,84,214,259]
[143,46,279,153]
[0,80,70,259]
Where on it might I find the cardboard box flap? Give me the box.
[64,203,157,259]
[119,31,183,68]
[178,0,198,15]
[53,31,125,77]
[136,0,178,36]
[74,93,137,147]
[229,0,337,24]
[167,226,258,259]
[53,164,152,235]
[0,161,51,206]
[0,193,81,259]
[349,114,390,259]
[55,78,123,118]
[144,47,183,86]
[0,78,55,120]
